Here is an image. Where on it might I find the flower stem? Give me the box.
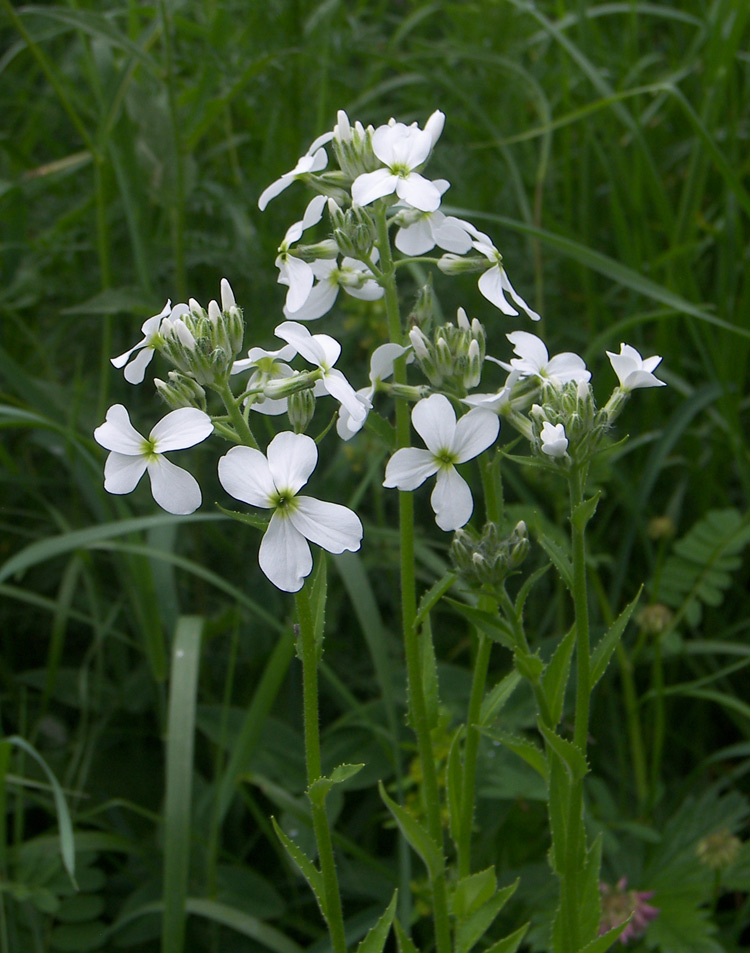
[375,204,452,953]
[214,381,260,450]
[295,584,347,953]
[569,466,591,753]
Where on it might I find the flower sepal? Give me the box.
[216,503,271,531]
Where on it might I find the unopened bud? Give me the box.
[287,387,316,433]
[154,371,207,411]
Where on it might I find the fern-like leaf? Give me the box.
[656,508,750,626]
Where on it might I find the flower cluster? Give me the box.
[599,877,659,945]
[94,108,666,592]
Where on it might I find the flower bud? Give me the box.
[287,387,317,433]
[263,370,316,400]
[696,828,742,870]
[449,520,529,593]
[154,371,207,411]
[437,253,487,276]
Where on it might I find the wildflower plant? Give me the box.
[95,109,669,953]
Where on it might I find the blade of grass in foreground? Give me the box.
[162,616,203,953]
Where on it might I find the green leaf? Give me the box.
[393,917,421,953]
[355,891,398,953]
[451,867,496,921]
[445,599,516,651]
[1,736,76,885]
[483,923,529,953]
[535,534,574,589]
[271,817,326,918]
[480,728,548,782]
[414,571,457,630]
[446,728,464,848]
[454,879,519,953]
[418,614,440,730]
[590,589,642,687]
[378,782,444,880]
[479,670,522,726]
[216,503,270,531]
[542,625,576,727]
[571,491,601,532]
[514,648,544,683]
[574,922,628,953]
[307,763,365,809]
[538,723,589,783]
[309,552,327,660]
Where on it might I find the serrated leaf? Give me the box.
[480,728,548,782]
[446,728,464,847]
[444,599,516,651]
[571,491,601,532]
[514,564,551,618]
[414,572,456,630]
[355,891,398,953]
[451,867,496,921]
[419,614,440,730]
[454,879,518,953]
[574,922,628,953]
[216,504,270,531]
[393,917,421,953]
[536,534,574,588]
[271,817,326,918]
[307,763,365,809]
[538,723,589,783]
[542,625,576,727]
[483,923,529,953]
[378,782,444,880]
[590,588,642,687]
[479,670,521,726]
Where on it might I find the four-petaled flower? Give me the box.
[352,112,445,212]
[285,254,384,322]
[258,131,334,210]
[275,195,327,313]
[94,405,213,514]
[607,343,666,390]
[111,300,171,384]
[384,393,499,531]
[496,331,590,387]
[218,432,363,592]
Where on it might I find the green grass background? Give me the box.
[1,1,749,951]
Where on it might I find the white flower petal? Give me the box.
[323,368,366,420]
[285,276,339,321]
[396,173,441,213]
[351,168,398,206]
[122,346,155,385]
[150,408,213,452]
[431,467,473,531]
[540,421,568,458]
[267,431,317,494]
[218,445,275,507]
[146,456,203,514]
[507,331,548,371]
[453,409,500,463]
[260,513,312,592]
[478,266,519,315]
[383,447,438,491]
[94,404,144,454]
[500,270,542,321]
[411,394,456,455]
[395,217,436,256]
[290,496,363,554]
[433,216,474,254]
[279,256,314,314]
[369,343,409,384]
[103,452,148,494]
[546,352,590,384]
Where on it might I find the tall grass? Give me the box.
[1,1,749,951]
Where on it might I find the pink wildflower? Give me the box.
[599,877,659,945]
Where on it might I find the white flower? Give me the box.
[111,300,171,384]
[493,331,590,386]
[462,370,522,413]
[217,433,363,592]
[276,195,327,312]
[351,114,444,212]
[274,321,366,425]
[606,343,666,390]
[394,181,474,256]
[258,131,334,210]
[473,238,541,320]
[231,344,298,416]
[94,405,213,514]
[336,342,411,440]
[284,254,384,321]
[383,393,499,531]
[540,421,568,458]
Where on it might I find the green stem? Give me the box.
[648,634,665,812]
[569,466,591,753]
[214,381,260,450]
[375,204,451,953]
[295,585,347,953]
[615,641,649,807]
[457,629,492,878]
